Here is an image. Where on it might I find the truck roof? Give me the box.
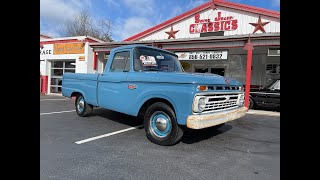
[111,44,177,56]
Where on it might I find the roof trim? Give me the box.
[123,0,280,41]
[85,36,106,43]
[92,33,280,46]
[93,44,280,52]
[216,0,280,18]
[40,34,52,39]
[91,33,280,50]
[123,1,211,41]
[40,35,105,43]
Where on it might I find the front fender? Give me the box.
[127,87,194,125]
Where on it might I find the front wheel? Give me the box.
[75,94,93,117]
[144,102,183,146]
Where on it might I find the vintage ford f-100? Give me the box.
[62,45,247,146]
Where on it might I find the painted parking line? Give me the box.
[40,110,76,116]
[75,125,144,144]
[40,99,69,101]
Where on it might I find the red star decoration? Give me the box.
[210,0,217,10]
[165,26,179,39]
[249,16,270,33]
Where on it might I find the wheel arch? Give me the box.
[137,97,176,120]
[70,91,88,101]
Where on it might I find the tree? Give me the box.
[63,10,113,42]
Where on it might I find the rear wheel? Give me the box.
[75,94,93,117]
[144,102,183,146]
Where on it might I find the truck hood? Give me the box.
[129,72,242,86]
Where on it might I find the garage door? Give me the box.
[50,60,75,93]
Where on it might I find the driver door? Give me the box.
[97,50,131,112]
[265,80,280,108]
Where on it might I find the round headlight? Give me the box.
[238,94,244,106]
[198,98,206,112]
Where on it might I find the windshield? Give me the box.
[263,79,279,89]
[134,47,183,72]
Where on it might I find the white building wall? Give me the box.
[40,46,88,73]
[40,61,46,76]
[86,43,95,73]
[40,44,53,76]
[40,42,100,75]
[97,53,106,73]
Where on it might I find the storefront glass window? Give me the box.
[65,61,76,68]
[195,68,208,73]
[52,61,63,68]
[266,64,280,74]
[51,69,63,76]
[51,78,62,86]
[50,60,75,93]
[64,69,75,73]
[50,86,62,93]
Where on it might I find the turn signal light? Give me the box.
[198,85,208,91]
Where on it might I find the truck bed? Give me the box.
[62,73,100,106]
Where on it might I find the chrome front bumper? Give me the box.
[186,107,247,129]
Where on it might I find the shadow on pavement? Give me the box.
[91,108,232,144]
[252,106,280,112]
[92,108,144,128]
[181,124,232,144]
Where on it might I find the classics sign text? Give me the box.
[190,12,238,34]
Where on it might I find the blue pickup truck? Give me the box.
[62,45,247,146]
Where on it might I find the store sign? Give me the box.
[268,48,280,56]
[79,56,85,61]
[176,51,228,60]
[189,12,238,34]
[53,43,85,55]
[40,44,53,60]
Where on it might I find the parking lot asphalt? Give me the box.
[40,95,280,180]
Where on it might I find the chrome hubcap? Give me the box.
[150,111,172,138]
[155,117,167,131]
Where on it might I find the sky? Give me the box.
[40,0,280,41]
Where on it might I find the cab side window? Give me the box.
[110,51,130,72]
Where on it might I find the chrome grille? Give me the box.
[196,93,244,113]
